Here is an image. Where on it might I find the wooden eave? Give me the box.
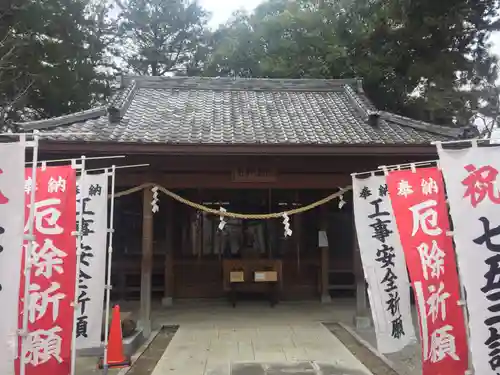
[38,140,438,157]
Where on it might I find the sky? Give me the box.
[491,32,500,59]
[199,0,263,28]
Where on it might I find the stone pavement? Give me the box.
[146,301,373,375]
[231,362,369,375]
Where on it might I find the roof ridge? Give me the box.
[16,85,132,130]
[343,84,464,138]
[379,111,463,138]
[108,80,137,122]
[17,106,107,130]
[121,75,361,91]
[343,84,371,118]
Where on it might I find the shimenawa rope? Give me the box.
[112,182,352,220]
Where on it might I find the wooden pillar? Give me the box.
[293,208,302,272]
[162,199,174,306]
[140,187,153,337]
[319,206,331,303]
[353,223,371,328]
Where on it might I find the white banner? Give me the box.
[0,142,25,375]
[353,174,415,353]
[76,173,108,349]
[437,144,500,375]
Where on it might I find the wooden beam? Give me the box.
[115,172,352,189]
[353,224,371,328]
[116,155,374,173]
[162,198,174,306]
[140,187,154,337]
[293,191,302,273]
[38,140,438,157]
[319,206,331,303]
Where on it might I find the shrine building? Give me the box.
[13,76,475,306]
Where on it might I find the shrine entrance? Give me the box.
[109,187,356,303]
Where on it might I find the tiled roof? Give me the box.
[16,76,469,145]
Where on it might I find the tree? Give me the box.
[25,0,118,118]
[205,1,352,78]
[0,0,117,122]
[205,11,263,78]
[116,0,210,76]
[351,0,500,125]
[0,0,32,127]
[469,64,500,137]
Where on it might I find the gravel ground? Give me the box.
[348,308,422,375]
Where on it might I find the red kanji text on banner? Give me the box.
[386,167,468,375]
[17,166,77,375]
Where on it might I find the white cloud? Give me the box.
[491,31,500,60]
[200,0,263,28]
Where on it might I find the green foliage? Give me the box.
[0,0,117,123]
[116,0,211,76]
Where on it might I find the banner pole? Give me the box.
[350,160,439,177]
[19,131,40,375]
[450,231,474,375]
[25,155,126,166]
[459,281,473,375]
[102,165,116,375]
[86,163,149,173]
[70,156,86,375]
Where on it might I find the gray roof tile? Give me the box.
[17,77,464,145]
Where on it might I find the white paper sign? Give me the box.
[76,173,108,349]
[438,144,500,375]
[318,231,328,247]
[0,142,25,375]
[254,272,265,282]
[353,174,415,353]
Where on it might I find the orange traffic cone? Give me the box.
[98,305,131,369]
